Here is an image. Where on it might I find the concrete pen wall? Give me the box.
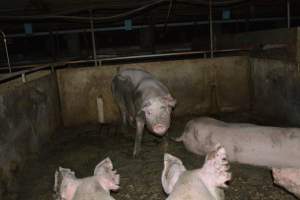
[0,71,61,196]
[57,56,251,127]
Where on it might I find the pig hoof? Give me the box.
[133,152,138,158]
[133,154,138,159]
[133,150,141,158]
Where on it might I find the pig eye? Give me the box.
[145,110,152,115]
[161,106,169,112]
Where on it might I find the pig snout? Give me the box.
[146,111,171,135]
[153,124,168,135]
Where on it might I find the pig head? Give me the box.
[272,168,300,198]
[54,157,120,200]
[142,94,176,135]
[162,144,231,200]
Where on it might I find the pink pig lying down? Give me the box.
[272,168,300,198]
[53,157,120,200]
[161,144,231,200]
[176,117,300,168]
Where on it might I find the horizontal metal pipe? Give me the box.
[100,48,249,62]
[6,16,300,38]
[0,48,250,72]
[0,65,51,83]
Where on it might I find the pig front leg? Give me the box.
[133,116,145,157]
[272,168,300,198]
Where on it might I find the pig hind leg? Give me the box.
[112,76,134,132]
[116,97,129,133]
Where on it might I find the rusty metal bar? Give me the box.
[287,0,290,28]
[209,0,214,58]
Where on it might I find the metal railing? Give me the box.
[0,47,251,84]
[0,30,11,73]
[0,63,62,84]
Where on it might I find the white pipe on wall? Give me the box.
[97,96,105,124]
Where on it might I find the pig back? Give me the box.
[72,177,115,200]
[119,68,171,109]
[118,68,154,87]
[167,171,217,200]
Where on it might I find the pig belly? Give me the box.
[181,117,300,168]
[73,192,115,200]
[72,178,115,200]
[167,171,216,200]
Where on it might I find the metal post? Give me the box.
[0,31,12,73]
[89,10,97,66]
[287,0,290,28]
[50,64,54,73]
[209,0,214,58]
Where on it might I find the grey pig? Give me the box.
[112,68,176,156]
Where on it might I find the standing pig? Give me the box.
[161,144,231,200]
[176,117,300,168]
[53,157,120,200]
[272,168,300,198]
[112,68,176,156]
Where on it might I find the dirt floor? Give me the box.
[12,114,298,200]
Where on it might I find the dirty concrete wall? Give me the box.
[0,71,61,197]
[218,28,298,62]
[57,56,250,127]
[251,58,300,126]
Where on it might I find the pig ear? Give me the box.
[94,157,113,176]
[54,167,79,200]
[161,153,186,194]
[141,101,151,111]
[162,95,176,107]
[94,157,120,192]
[201,143,231,188]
